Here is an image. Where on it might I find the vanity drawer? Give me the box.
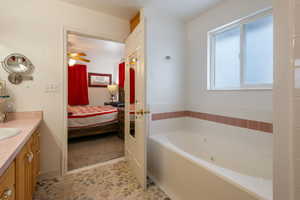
[0,162,15,200]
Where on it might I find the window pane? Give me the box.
[214,26,241,88]
[244,15,273,85]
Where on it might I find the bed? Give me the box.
[68,105,119,139]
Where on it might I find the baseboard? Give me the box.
[38,170,60,180]
[148,172,179,200]
[67,157,126,175]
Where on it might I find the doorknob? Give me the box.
[0,188,13,200]
[136,109,151,115]
[26,152,34,163]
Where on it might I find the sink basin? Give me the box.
[0,128,21,141]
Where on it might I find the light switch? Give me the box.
[296,59,300,67]
[295,68,300,89]
[45,83,59,93]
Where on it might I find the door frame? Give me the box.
[61,26,125,175]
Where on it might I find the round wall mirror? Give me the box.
[2,53,34,74]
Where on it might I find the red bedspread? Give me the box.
[68,105,118,118]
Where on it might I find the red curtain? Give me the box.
[68,64,89,106]
[130,68,135,104]
[118,62,135,104]
[118,62,125,88]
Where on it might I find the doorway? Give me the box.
[62,11,149,189]
[66,33,126,171]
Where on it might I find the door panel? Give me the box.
[0,162,15,200]
[32,130,40,187]
[16,136,35,200]
[125,14,148,189]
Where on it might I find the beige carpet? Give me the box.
[68,132,124,171]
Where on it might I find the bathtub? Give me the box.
[148,118,273,200]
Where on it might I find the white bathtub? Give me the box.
[148,118,273,200]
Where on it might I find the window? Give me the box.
[208,9,273,90]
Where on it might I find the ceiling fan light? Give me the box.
[68,59,76,66]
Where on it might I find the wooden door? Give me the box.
[124,10,149,189]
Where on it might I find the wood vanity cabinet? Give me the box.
[16,130,40,200]
[0,162,15,200]
[0,129,40,200]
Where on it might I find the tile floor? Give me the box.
[34,160,170,200]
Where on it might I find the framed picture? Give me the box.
[88,73,112,87]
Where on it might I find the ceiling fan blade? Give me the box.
[72,56,91,63]
[75,52,87,56]
[68,52,87,57]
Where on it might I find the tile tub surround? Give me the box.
[34,160,170,200]
[152,111,273,133]
[152,111,188,121]
[0,111,43,176]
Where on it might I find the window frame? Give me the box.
[207,8,273,91]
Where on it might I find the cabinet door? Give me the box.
[16,137,34,200]
[32,130,40,189]
[0,162,15,200]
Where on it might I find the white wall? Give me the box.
[186,0,273,122]
[273,0,296,199]
[87,53,120,106]
[0,0,129,175]
[294,0,300,197]
[144,7,186,114]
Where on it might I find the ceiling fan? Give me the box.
[68,52,91,66]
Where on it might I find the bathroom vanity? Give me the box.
[0,112,42,200]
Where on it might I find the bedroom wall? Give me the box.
[0,0,129,176]
[87,55,116,106]
[82,49,124,106]
[186,0,273,123]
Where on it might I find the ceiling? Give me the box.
[68,34,124,58]
[59,0,224,21]
[60,0,143,20]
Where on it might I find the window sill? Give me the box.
[207,88,272,91]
